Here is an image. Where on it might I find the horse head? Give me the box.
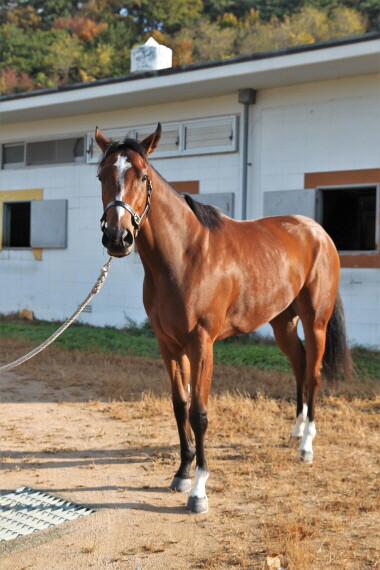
[95,123,161,257]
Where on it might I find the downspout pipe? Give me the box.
[238,89,256,220]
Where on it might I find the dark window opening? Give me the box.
[3,202,31,247]
[320,187,377,251]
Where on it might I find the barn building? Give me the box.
[1,33,379,348]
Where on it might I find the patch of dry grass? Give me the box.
[93,389,379,568]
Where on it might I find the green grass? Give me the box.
[214,341,290,371]
[0,318,379,379]
[0,321,161,360]
[351,346,380,379]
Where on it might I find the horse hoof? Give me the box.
[170,477,192,493]
[300,450,314,464]
[186,496,208,514]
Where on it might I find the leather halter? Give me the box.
[100,178,153,237]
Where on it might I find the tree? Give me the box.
[78,43,116,81]
[237,5,366,54]
[5,5,41,29]
[120,0,203,35]
[0,0,374,95]
[43,31,84,84]
[203,0,306,21]
[167,19,238,65]
[53,16,108,43]
[19,0,82,27]
[0,67,34,94]
[342,0,379,30]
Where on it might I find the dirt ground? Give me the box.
[0,338,379,569]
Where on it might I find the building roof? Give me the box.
[1,33,379,125]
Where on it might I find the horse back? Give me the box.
[225,214,338,270]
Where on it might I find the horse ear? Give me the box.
[95,126,110,153]
[140,123,161,156]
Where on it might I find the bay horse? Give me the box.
[95,123,351,514]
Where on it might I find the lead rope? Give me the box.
[0,256,113,373]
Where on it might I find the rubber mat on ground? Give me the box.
[0,486,94,542]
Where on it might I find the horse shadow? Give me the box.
[0,479,191,515]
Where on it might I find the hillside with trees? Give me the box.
[0,0,378,95]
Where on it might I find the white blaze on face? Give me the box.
[114,155,131,219]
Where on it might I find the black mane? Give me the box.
[183,194,223,232]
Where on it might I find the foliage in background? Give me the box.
[0,317,379,380]
[0,0,375,95]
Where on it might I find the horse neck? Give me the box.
[137,170,196,270]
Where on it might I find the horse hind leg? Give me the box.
[297,290,333,464]
[298,320,327,463]
[270,307,307,440]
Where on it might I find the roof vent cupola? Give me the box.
[131,37,173,73]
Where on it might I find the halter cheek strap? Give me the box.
[100,178,153,237]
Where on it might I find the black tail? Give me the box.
[323,293,352,382]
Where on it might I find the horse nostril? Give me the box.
[121,229,134,247]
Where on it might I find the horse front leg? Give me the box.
[186,331,213,514]
[170,383,195,493]
[157,340,195,493]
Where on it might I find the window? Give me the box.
[86,115,238,163]
[2,200,68,249]
[26,137,84,166]
[2,143,25,168]
[2,137,85,168]
[3,202,31,247]
[302,169,380,267]
[319,186,377,251]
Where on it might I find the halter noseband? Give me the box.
[100,178,153,237]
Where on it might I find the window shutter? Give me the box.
[87,116,238,163]
[183,116,237,154]
[136,124,180,155]
[30,200,68,248]
[195,192,235,217]
[263,190,317,218]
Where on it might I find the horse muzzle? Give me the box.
[102,227,134,257]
